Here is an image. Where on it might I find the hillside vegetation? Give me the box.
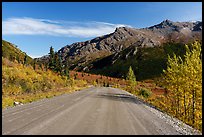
[89,42,189,80]
[2,40,88,108]
[2,57,88,108]
[2,40,33,65]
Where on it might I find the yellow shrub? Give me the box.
[2,97,14,108]
[3,85,22,95]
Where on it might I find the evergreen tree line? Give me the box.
[48,46,70,79]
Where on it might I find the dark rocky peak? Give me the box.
[148,20,202,34]
[149,19,175,29]
[115,27,126,32]
[161,19,174,26]
[114,27,128,35]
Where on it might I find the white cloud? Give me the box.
[2,17,131,37]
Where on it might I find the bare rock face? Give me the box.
[38,20,202,70]
[58,27,164,69]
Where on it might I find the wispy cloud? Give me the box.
[2,17,131,37]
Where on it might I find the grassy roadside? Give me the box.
[2,57,89,109]
[2,84,90,109]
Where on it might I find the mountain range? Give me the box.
[37,19,202,80]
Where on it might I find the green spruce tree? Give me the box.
[48,46,55,70]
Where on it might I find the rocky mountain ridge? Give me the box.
[38,20,202,71]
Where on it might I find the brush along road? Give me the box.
[2,87,200,135]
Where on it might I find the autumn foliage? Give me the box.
[160,41,202,131]
[2,57,88,108]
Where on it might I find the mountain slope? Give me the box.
[2,40,33,65]
[88,42,188,80]
[58,26,165,70]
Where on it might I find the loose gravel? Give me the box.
[127,91,202,135]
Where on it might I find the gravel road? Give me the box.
[2,87,201,135]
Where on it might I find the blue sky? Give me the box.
[2,2,202,58]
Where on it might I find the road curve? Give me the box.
[2,87,198,135]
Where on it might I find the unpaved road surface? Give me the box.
[2,87,200,135]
